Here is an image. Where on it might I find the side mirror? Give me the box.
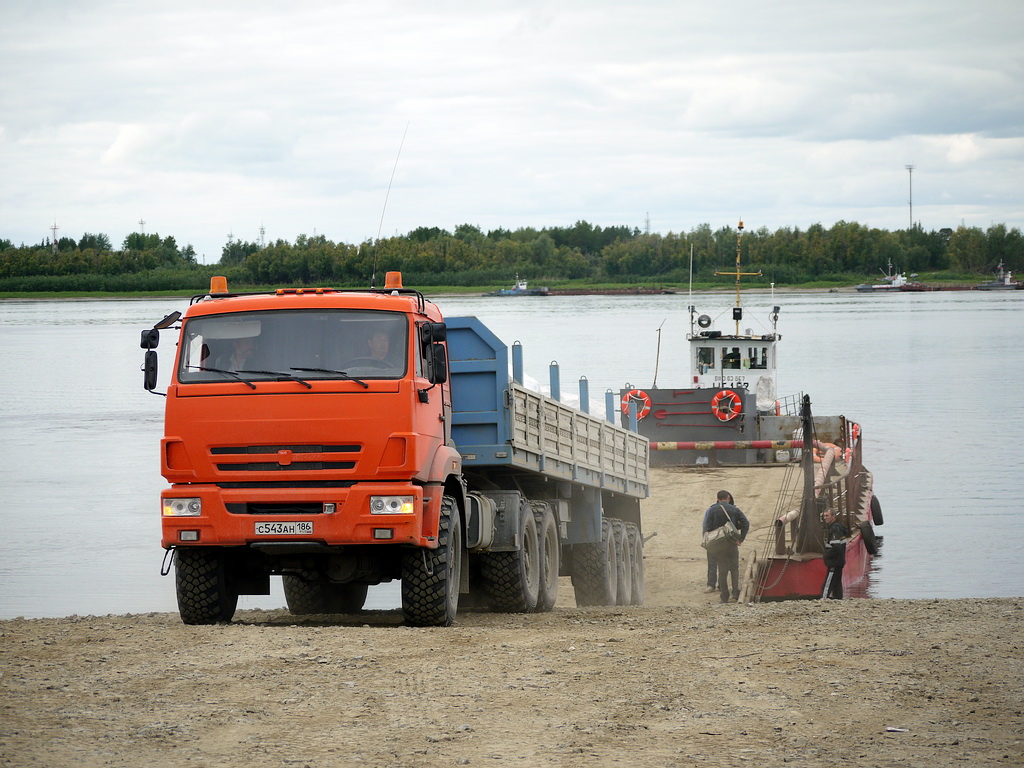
[154,310,181,330]
[429,342,448,384]
[143,350,159,390]
[419,322,447,344]
[140,311,180,395]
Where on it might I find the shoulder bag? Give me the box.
[701,504,740,553]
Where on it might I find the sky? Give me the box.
[1,0,1022,263]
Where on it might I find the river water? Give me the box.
[1,289,1021,618]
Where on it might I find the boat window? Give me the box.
[178,309,408,384]
[696,346,716,373]
[748,346,768,370]
[722,347,741,370]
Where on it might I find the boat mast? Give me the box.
[715,219,762,335]
[794,394,824,555]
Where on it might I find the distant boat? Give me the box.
[489,275,550,297]
[855,260,908,292]
[898,274,974,292]
[976,261,1020,291]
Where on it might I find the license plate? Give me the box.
[254,521,313,536]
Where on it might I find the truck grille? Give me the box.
[210,444,359,472]
[216,461,356,471]
[226,502,328,515]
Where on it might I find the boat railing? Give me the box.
[775,392,803,417]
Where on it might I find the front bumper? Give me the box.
[160,482,442,549]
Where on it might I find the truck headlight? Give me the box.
[369,495,414,515]
[163,498,202,517]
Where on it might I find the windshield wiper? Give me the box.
[187,365,256,389]
[290,367,369,389]
[237,369,313,389]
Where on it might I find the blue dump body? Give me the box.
[446,317,512,464]
[446,316,649,501]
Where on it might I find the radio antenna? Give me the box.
[371,121,410,288]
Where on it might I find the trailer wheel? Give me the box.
[613,520,633,606]
[533,503,560,613]
[481,500,540,612]
[401,495,461,626]
[626,522,645,605]
[571,519,618,606]
[174,547,238,625]
[283,575,368,614]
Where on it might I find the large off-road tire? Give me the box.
[174,547,239,625]
[533,503,560,613]
[626,522,645,605]
[480,500,540,613]
[571,519,618,607]
[283,574,368,614]
[401,496,462,626]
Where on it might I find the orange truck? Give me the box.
[141,273,648,626]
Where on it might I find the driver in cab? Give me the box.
[367,331,390,361]
[346,329,399,373]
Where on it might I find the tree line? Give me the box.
[1,220,1021,292]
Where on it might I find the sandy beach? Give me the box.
[2,466,1021,767]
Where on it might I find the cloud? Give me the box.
[1,0,1022,259]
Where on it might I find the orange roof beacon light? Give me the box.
[384,271,404,291]
[209,275,229,295]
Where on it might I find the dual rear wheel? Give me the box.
[570,518,644,607]
[478,500,560,614]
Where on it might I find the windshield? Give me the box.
[178,309,408,384]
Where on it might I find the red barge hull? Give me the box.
[757,533,872,600]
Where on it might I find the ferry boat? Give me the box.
[490,275,550,297]
[855,260,908,292]
[976,261,1020,291]
[620,220,882,600]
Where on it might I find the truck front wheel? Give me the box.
[174,547,239,625]
[401,495,461,627]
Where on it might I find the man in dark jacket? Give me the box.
[702,490,751,603]
[821,508,849,599]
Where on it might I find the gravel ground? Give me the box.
[2,467,1021,767]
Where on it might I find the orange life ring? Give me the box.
[620,389,652,419]
[711,389,743,422]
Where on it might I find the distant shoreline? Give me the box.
[5,281,1009,302]
[0,285,864,302]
